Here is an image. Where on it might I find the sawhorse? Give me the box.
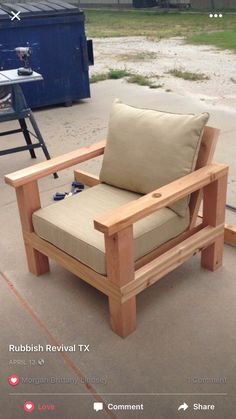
[0,70,57,178]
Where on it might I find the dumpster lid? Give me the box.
[0,7,9,19]
[0,1,82,18]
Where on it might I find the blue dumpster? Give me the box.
[0,1,93,108]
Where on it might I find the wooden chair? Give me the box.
[5,126,228,338]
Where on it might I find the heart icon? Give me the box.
[8,375,20,386]
[24,401,35,412]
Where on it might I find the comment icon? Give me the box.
[93,402,103,412]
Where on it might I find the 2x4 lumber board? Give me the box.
[105,227,135,287]
[94,163,228,236]
[135,220,203,270]
[121,224,224,302]
[16,182,49,275]
[16,181,41,232]
[74,169,100,187]
[201,175,227,270]
[195,127,220,170]
[224,224,236,246]
[196,213,236,246]
[105,227,136,337]
[189,126,219,228]
[5,140,106,188]
[25,232,121,301]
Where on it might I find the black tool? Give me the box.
[15,47,33,76]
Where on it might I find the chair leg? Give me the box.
[201,233,224,271]
[201,174,227,272]
[25,243,49,276]
[105,226,136,337]
[109,297,136,338]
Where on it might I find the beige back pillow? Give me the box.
[100,99,209,216]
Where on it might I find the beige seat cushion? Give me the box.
[33,184,190,275]
[99,99,209,217]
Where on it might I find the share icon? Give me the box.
[178,402,189,411]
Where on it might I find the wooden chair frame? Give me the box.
[5,127,229,337]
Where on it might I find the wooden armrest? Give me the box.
[94,163,228,236]
[5,140,106,188]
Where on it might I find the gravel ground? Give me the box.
[91,36,236,110]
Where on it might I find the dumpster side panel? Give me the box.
[0,12,91,108]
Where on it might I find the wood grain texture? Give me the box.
[224,224,236,246]
[121,224,224,303]
[16,182,49,275]
[135,218,203,270]
[105,227,134,287]
[108,298,136,338]
[189,126,219,228]
[195,214,236,246]
[16,181,41,233]
[24,232,121,301]
[5,140,106,187]
[94,163,228,236]
[201,174,228,271]
[74,169,101,187]
[105,227,136,337]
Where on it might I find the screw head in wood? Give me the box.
[152,193,162,198]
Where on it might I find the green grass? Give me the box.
[90,73,108,83]
[90,68,131,83]
[107,68,131,79]
[127,74,161,88]
[168,68,210,81]
[85,10,236,40]
[187,30,236,52]
[90,68,162,89]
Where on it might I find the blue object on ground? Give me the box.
[53,181,84,201]
[71,181,85,190]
